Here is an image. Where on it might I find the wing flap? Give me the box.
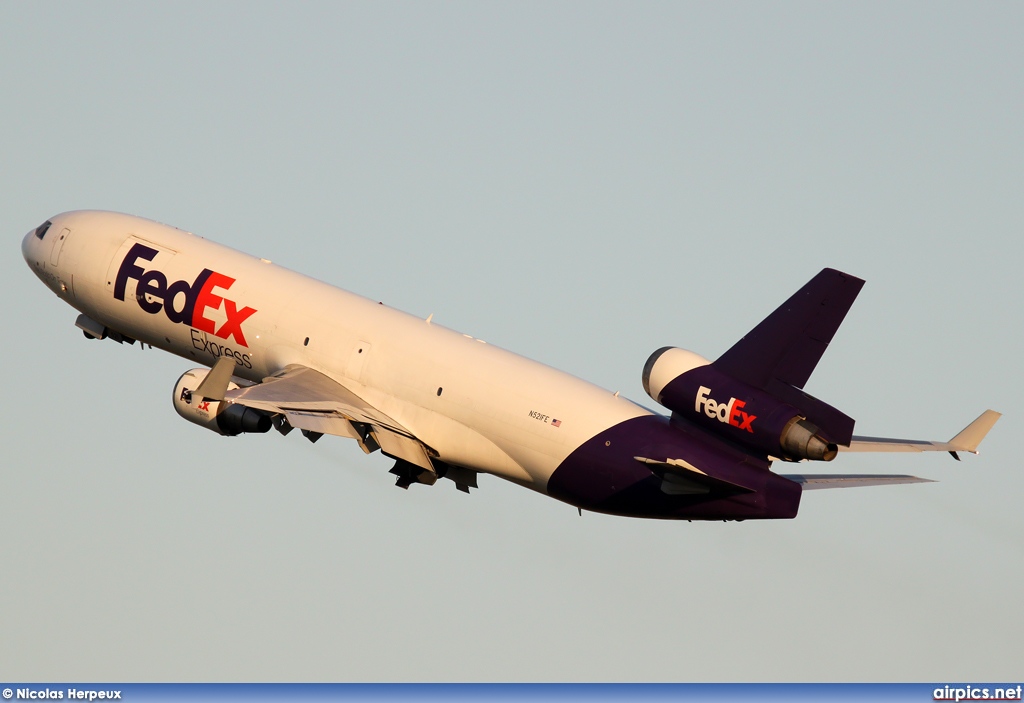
[226,364,409,435]
[374,430,435,471]
[281,410,362,440]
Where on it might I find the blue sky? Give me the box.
[1,1,1021,681]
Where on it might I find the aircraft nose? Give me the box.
[22,229,35,265]
[22,219,52,267]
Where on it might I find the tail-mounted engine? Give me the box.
[643,347,838,462]
[172,368,271,436]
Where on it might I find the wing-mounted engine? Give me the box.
[181,358,478,492]
[173,368,272,436]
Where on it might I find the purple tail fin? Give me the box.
[714,268,864,389]
[712,268,864,445]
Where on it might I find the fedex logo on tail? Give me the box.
[695,386,756,433]
[114,242,257,346]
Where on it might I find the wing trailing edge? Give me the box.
[781,474,936,490]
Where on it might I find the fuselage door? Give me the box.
[49,228,71,266]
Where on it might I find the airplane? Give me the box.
[21,210,1000,521]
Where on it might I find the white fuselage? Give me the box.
[22,211,651,492]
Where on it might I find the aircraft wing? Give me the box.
[781,474,935,490]
[840,409,1000,457]
[197,358,436,472]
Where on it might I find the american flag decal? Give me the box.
[551,419,561,427]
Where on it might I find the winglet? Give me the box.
[948,409,1001,453]
[194,357,236,401]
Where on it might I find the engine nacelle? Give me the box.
[642,347,837,461]
[642,347,712,403]
[172,368,272,436]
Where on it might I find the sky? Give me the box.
[1,0,1022,683]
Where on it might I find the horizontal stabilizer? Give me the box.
[782,474,935,490]
[635,456,754,494]
[841,410,1001,455]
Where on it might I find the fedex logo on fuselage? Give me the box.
[695,385,756,433]
[114,242,257,347]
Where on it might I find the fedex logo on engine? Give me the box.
[695,385,756,433]
[114,242,257,347]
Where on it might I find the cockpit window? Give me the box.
[34,221,52,240]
